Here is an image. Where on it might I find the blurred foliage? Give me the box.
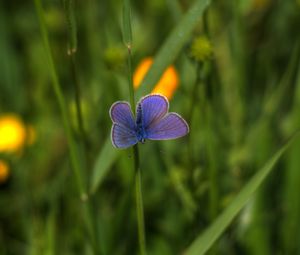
[1,0,300,254]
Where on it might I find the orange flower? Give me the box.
[0,160,9,183]
[133,57,179,100]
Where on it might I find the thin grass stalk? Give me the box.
[126,45,135,114]
[134,145,147,255]
[123,0,147,254]
[63,0,87,148]
[187,63,203,125]
[33,1,100,254]
[63,2,102,254]
[187,63,203,172]
[205,103,218,220]
[203,10,218,220]
[187,60,218,224]
[70,53,86,142]
[127,32,147,255]
[191,64,218,220]
[63,0,89,170]
[282,56,300,254]
[34,0,86,200]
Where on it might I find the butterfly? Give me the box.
[109,94,189,148]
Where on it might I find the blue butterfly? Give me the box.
[109,94,189,149]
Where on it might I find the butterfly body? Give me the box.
[135,103,147,143]
[135,123,146,143]
[110,94,189,149]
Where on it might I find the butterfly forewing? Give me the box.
[138,94,169,129]
[146,113,189,140]
[110,102,136,130]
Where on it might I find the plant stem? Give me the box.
[34,1,100,254]
[205,103,218,221]
[70,52,86,144]
[126,37,147,255]
[64,0,86,145]
[202,10,219,223]
[123,0,147,252]
[187,63,203,124]
[134,145,147,255]
[34,0,86,200]
[127,46,135,110]
[186,63,203,173]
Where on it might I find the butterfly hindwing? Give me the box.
[146,112,189,140]
[110,101,138,148]
[111,123,138,148]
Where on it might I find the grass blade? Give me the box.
[34,0,86,199]
[90,137,120,194]
[184,132,300,255]
[137,0,211,98]
[281,60,300,254]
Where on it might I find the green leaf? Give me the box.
[184,132,300,255]
[137,0,211,98]
[90,137,120,194]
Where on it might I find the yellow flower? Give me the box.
[190,36,213,62]
[0,114,27,153]
[133,57,179,100]
[0,160,10,183]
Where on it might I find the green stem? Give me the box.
[186,63,203,173]
[34,1,100,254]
[134,145,147,255]
[127,46,135,110]
[65,5,101,255]
[123,0,147,253]
[64,0,86,145]
[205,103,218,221]
[34,0,86,200]
[187,63,203,124]
[70,52,86,144]
[126,37,147,255]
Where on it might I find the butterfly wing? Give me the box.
[111,123,138,148]
[110,101,138,148]
[110,101,136,130]
[146,113,189,140]
[137,94,169,129]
